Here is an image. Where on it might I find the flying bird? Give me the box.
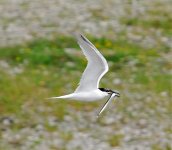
[50,34,120,116]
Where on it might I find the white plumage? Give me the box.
[75,34,108,92]
[49,34,120,116]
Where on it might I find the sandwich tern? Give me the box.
[50,34,120,116]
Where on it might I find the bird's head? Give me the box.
[99,88,120,97]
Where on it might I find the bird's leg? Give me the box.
[97,93,116,117]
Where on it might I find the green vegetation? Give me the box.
[0,36,171,116]
[0,36,171,150]
[108,134,123,147]
[120,3,172,35]
[0,0,172,149]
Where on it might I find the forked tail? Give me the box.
[48,94,74,99]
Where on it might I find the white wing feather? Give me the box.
[75,34,109,92]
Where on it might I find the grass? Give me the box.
[0,36,171,115]
[0,0,172,148]
[119,2,172,36]
[0,35,171,150]
[108,134,123,147]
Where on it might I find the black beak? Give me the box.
[114,92,120,97]
[110,90,120,97]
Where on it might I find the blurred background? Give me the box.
[0,0,171,150]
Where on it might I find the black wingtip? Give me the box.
[80,34,87,42]
[74,33,84,41]
[80,34,85,39]
[74,33,90,44]
[79,34,93,47]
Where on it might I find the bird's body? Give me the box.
[50,34,120,116]
[55,89,109,101]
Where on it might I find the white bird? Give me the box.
[50,34,120,116]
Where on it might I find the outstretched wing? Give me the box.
[75,34,109,93]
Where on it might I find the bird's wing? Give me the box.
[75,34,109,93]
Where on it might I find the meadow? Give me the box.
[0,35,171,149]
[0,0,172,149]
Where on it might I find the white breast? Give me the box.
[71,90,109,101]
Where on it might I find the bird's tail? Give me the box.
[48,94,75,99]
